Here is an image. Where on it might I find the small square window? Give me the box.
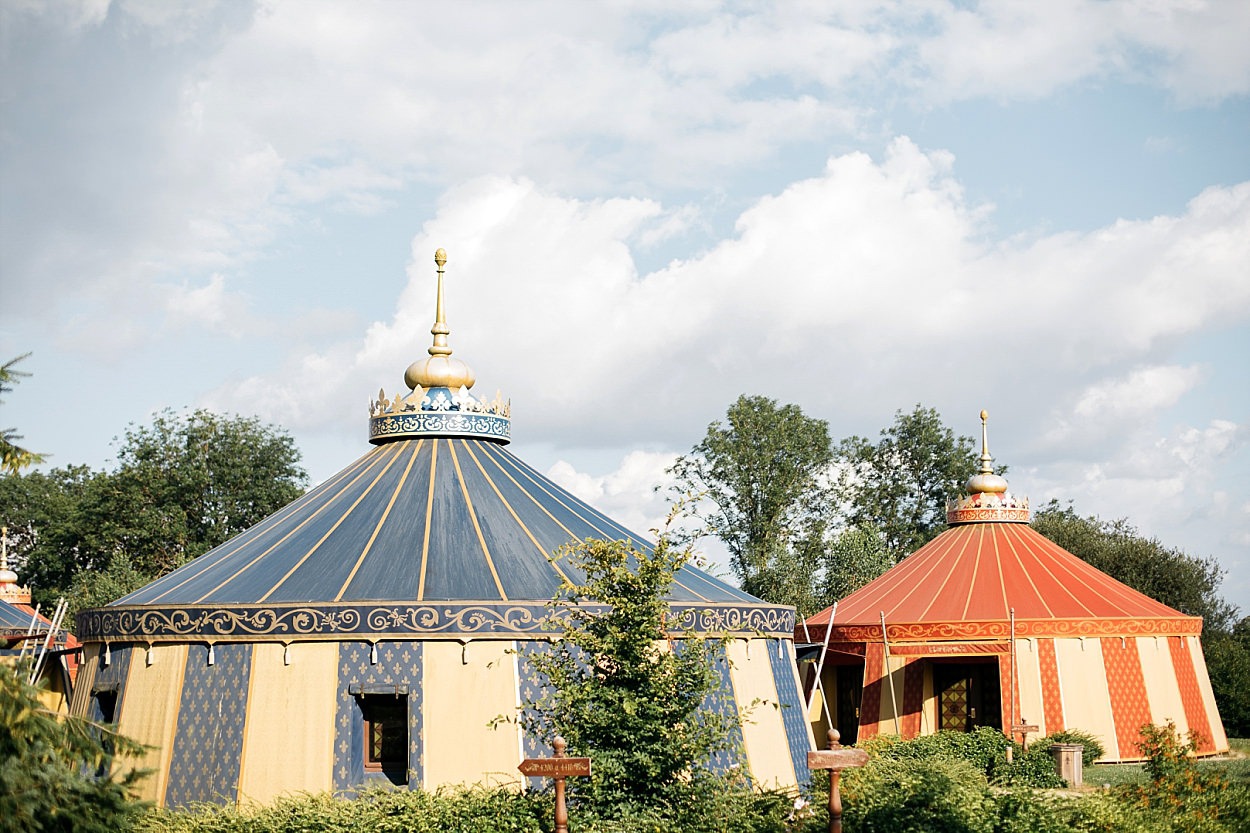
[359,694,407,785]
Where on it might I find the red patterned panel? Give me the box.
[1102,637,1153,759]
[901,659,924,738]
[859,642,886,739]
[998,655,1018,733]
[1168,637,1215,754]
[1037,639,1065,733]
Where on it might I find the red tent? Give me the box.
[800,413,1227,762]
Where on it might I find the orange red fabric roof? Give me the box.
[806,522,1198,634]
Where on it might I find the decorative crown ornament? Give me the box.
[368,249,512,445]
[945,411,1030,524]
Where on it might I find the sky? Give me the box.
[2,0,1248,612]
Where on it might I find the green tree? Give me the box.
[1030,501,1235,632]
[1204,617,1250,737]
[0,409,306,610]
[820,522,893,604]
[108,409,307,571]
[0,662,149,832]
[668,394,833,613]
[517,529,739,814]
[0,353,46,474]
[835,405,981,560]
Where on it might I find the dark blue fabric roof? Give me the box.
[114,438,756,607]
[0,599,40,632]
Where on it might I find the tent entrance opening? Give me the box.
[933,659,1000,733]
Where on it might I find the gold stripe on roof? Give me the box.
[183,448,394,605]
[258,443,408,603]
[448,440,507,600]
[334,441,424,602]
[458,440,572,587]
[484,446,712,603]
[418,439,439,600]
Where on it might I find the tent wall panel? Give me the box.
[901,659,924,738]
[1137,637,1189,737]
[921,661,935,736]
[859,642,885,740]
[704,642,748,776]
[69,648,98,718]
[767,638,813,783]
[997,655,1017,733]
[727,638,795,790]
[238,643,338,804]
[165,643,254,807]
[333,641,423,792]
[1101,637,1153,761]
[515,640,555,791]
[423,640,520,790]
[1054,638,1117,760]
[1170,636,1222,754]
[1036,638,1065,735]
[116,643,188,806]
[1014,640,1046,737]
[1188,637,1227,751]
[881,655,907,736]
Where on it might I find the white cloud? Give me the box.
[163,274,251,336]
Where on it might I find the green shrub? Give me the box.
[1034,730,1105,769]
[841,756,995,833]
[0,662,149,833]
[863,728,1011,776]
[989,744,1063,789]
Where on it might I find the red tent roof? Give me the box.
[805,522,1200,641]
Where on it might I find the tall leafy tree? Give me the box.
[0,354,46,475]
[668,394,833,614]
[517,530,737,814]
[0,409,306,611]
[835,405,981,560]
[820,522,893,605]
[1030,501,1235,632]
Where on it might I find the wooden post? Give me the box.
[807,729,869,833]
[518,735,591,833]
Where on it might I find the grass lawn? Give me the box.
[1087,737,1250,789]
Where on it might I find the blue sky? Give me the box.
[2,1,1248,611]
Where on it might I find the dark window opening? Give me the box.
[359,694,407,785]
[92,688,118,725]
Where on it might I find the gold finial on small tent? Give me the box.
[965,409,1009,496]
[978,409,994,475]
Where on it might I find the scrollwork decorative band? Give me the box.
[805,616,1201,645]
[368,412,511,444]
[76,601,795,641]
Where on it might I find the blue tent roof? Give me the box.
[114,437,753,607]
[0,598,39,632]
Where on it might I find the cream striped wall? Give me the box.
[1188,636,1229,751]
[70,635,810,807]
[237,643,339,804]
[116,643,188,805]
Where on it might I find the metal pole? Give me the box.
[880,611,901,735]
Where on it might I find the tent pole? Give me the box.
[1009,607,1017,735]
[880,611,901,736]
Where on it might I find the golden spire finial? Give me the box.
[965,409,1008,495]
[428,248,451,359]
[404,248,476,391]
[978,409,993,475]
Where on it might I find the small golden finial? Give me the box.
[979,410,993,474]
[965,409,1008,494]
[403,248,476,391]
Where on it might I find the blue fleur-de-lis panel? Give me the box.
[674,639,746,777]
[164,643,253,808]
[768,638,812,785]
[515,639,560,791]
[89,642,134,723]
[333,641,423,793]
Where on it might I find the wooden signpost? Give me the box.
[807,729,869,833]
[518,736,591,833]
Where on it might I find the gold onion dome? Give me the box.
[368,249,511,445]
[945,410,1030,524]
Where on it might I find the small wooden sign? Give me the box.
[518,736,590,833]
[1012,724,1039,735]
[807,730,868,833]
[518,757,592,778]
[808,747,869,771]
